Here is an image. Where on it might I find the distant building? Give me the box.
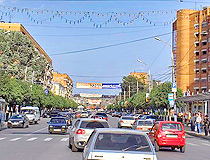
[173,7,210,94]
[0,23,53,89]
[52,71,73,99]
[51,81,66,98]
[130,72,148,85]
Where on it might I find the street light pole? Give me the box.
[154,37,177,121]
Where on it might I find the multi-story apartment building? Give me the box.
[0,23,53,89]
[51,81,66,98]
[173,7,210,95]
[52,72,73,99]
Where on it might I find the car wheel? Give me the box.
[154,141,160,152]
[180,146,186,153]
[71,140,78,152]
[68,138,72,148]
[171,147,175,151]
[8,124,12,128]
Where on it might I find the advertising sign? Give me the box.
[172,82,177,92]
[88,99,102,105]
[80,93,102,98]
[102,83,122,89]
[89,83,102,89]
[168,93,174,101]
[76,82,91,89]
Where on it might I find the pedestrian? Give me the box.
[196,113,202,134]
[203,115,209,136]
[191,113,195,131]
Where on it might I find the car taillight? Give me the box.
[182,134,185,138]
[137,127,143,130]
[76,129,85,134]
[120,120,124,123]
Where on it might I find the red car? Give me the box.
[148,121,185,153]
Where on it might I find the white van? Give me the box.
[21,106,40,124]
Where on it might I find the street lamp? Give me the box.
[137,59,152,93]
[154,36,177,121]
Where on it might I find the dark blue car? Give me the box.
[48,117,67,134]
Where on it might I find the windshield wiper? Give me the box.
[122,145,141,152]
[136,146,149,150]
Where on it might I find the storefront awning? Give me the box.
[177,92,210,102]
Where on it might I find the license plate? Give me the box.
[54,129,61,132]
[166,134,178,138]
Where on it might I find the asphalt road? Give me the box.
[0,116,210,160]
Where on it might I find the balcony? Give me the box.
[202,31,207,36]
[194,50,199,56]
[201,58,207,63]
[201,49,207,54]
[201,40,207,45]
[194,32,199,37]
[194,59,199,64]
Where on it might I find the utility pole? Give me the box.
[137,80,139,94]
[128,83,131,98]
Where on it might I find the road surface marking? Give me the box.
[25,127,48,136]
[0,137,6,141]
[26,137,38,142]
[201,143,210,147]
[44,138,53,142]
[10,138,22,142]
[186,142,199,146]
[60,138,68,142]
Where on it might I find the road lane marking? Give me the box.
[201,143,210,147]
[26,137,38,142]
[0,137,6,141]
[10,138,22,142]
[186,142,199,146]
[60,138,68,142]
[25,127,48,136]
[44,138,53,142]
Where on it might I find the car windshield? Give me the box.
[138,121,153,126]
[146,115,157,119]
[95,113,107,117]
[50,118,66,124]
[10,115,23,120]
[94,133,151,152]
[22,109,34,114]
[80,121,109,129]
[161,123,182,131]
[122,117,134,120]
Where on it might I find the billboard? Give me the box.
[88,99,102,105]
[76,82,91,89]
[80,93,102,98]
[102,83,122,89]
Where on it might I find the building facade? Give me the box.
[130,72,148,85]
[0,23,53,89]
[52,72,73,99]
[173,7,210,95]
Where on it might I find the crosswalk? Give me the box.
[0,137,69,143]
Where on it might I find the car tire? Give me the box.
[7,124,12,128]
[68,138,72,148]
[154,141,160,152]
[171,147,175,151]
[180,146,186,153]
[71,140,78,152]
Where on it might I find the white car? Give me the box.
[83,128,157,160]
[132,120,154,134]
[21,106,40,124]
[118,116,135,128]
[69,118,109,152]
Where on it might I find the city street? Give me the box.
[0,116,210,160]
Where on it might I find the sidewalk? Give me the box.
[185,125,210,140]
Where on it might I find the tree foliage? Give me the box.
[0,29,48,82]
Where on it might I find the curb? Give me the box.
[185,131,210,141]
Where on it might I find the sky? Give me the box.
[1,0,210,95]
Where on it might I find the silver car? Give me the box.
[69,118,109,152]
[118,116,135,128]
[132,119,154,134]
[83,128,157,160]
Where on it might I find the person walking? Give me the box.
[203,115,209,136]
[191,113,195,131]
[196,113,202,134]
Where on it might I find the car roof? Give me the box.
[95,128,147,135]
[79,118,107,122]
[50,117,66,119]
[137,119,154,121]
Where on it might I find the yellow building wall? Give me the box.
[130,72,148,85]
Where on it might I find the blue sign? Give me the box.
[102,83,122,89]
[44,89,49,96]
[172,82,177,92]
[168,93,174,101]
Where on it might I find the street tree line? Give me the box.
[0,71,78,109]
[108,75,183,111]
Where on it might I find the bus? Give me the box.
[0,99,6,131]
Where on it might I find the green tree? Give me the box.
[0,29,48,82]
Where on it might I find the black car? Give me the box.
[95,112,108,121]
[48,117,68,134]
[7,114,29,128]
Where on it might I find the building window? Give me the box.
[202,31,207,36]
[194,41,199,46]
[202,40,207,45]
[201,58,207,63]
[195,69,199,74]
[202,22,207,28]
[202,69,207,73]
[202,49,207,54]
[194,32,199,37]
[194,59,199,64]
[194,24,199,29]
[194,50,199,56]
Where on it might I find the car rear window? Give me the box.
[137,121,153,126]
[122,117,134,120]
[161,123,182,131]
[50,118,66,124]
[80,121,109,129]
[94,133,151,152]
[95,113,107,117]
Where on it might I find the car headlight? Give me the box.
[62,126,66,128]
[49,126,53,128]
[19,121,23,123]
